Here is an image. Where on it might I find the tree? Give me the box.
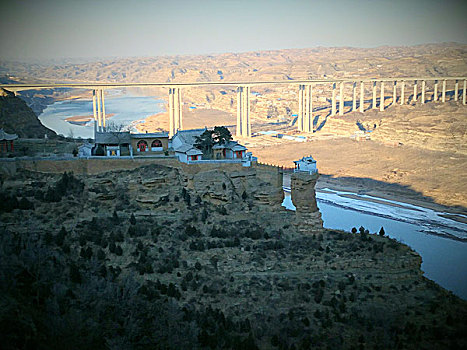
[379,227,385,236]
[18,197,34,210]
[195,129,215,158]
[129,213,136,225]
[351,227,357,234]
[212,126,232,145]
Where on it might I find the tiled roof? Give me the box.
[213,141,246,151]
[175,128,206,145]
[130,132,169,138]
[0,129,18,141]
[175,144,194,153]
[95,131,131,144]
[186,148,203,156]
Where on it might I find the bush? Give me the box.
[185,225,201,237]
[115,245,123,256]
[55,226,67,246]
[44,187,61,202]
[129,213,136,225]
[18,197,34,210]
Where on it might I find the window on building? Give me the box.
[151,139,162,148]
[137,140,148,152]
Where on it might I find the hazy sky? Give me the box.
[1,0,466,61]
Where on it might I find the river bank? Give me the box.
[249,137,467,209]
[282,180,467,299]
[316,174,467,220]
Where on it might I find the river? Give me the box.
[283,189,467,300]
[38,92,164,139]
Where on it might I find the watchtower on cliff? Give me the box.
[293,156,317,174]
[290,157,323,233]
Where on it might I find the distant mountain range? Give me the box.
[1,43,466,84]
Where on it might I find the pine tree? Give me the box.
[129,213,136,225]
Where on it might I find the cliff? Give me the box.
[291,172,323,232]
[0,88,57,138]
[0,162,466,349]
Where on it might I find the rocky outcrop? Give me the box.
[0,88,57,138]
[291,172,323,233]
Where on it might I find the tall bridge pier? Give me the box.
[236,86,251,137]
[168,87,183,137]
[93,89,106,132]
[297,84,313,132]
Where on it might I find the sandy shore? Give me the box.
[250,138,467,214]
[65,113,115,123]
[135,107,236,133]
[316,175,466,220]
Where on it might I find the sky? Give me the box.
[1,0,466,61]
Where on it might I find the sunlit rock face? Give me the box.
[291,172,323,233]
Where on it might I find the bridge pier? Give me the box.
[413,80,417,103]
[360,81,364,112]
[463,80,466,105]
[92,90,97,131]
[331,83,337,116]
[97,89,102,131]
[434,80,438,102]
[93,89,106,132]
[393,81,397,106]
[372,82,377,109]
[454,80,459,101]
[298,84,312,132]
[400,81,405,105]
[352,82,357,111]
[339,82,344,116]
[101,89,106,129]
[380,81,385,111]
[421,80,425,104]
[168,87,182,137]
[237,86,251,137]
[442,80,446,102]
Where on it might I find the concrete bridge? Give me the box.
[1,77,466,138]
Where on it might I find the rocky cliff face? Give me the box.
[86,163,294,232]
[291,172,323,232]
[0,88,57,138]
[1,162,466,349]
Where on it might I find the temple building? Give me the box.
[212,141,247,159]
[0,129,18,153]
[172,129,249,163]
[93,131,169,157]
[171,129,206,162]
[131,132,169,154]
[86,126,251,164]
[294,156,318,174]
